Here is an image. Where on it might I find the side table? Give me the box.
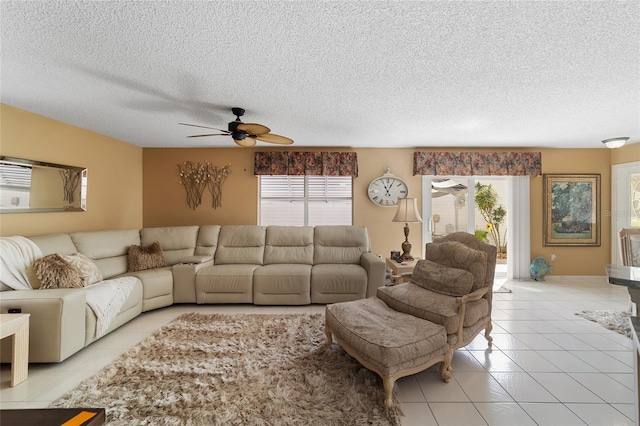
[0,313,30,386]
[0,408,105,425]
[385,257,421,285]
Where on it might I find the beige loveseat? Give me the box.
[1,225,384,363]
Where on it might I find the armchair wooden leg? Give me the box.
[485,322,493,346]
[439,348,453,382]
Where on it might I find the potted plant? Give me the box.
[474,182,507,258]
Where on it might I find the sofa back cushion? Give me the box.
[70,229,141,279]
[195,225,221,257]
[29,233,76,256]
[313,226,369,265]
[264,226,314,265]
[425,241,487,292]
[215,225,266,265]
[140,226,199,265]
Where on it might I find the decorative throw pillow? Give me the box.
[425,241,488,291]
[26,265,42,289]
[60,253,103,286]
[128,241,168,272]
[31,254,83,289]
[411,259,475,296]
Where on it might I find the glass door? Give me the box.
[422,176,509,282]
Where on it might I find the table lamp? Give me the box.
[392,198,422,260]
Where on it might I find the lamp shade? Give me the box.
[392,198,423,223]
[602,137,629,149]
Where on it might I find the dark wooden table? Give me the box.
[0,408,105,426]
[607,265,640,425]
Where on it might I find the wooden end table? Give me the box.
[385,257,421,285]
[0,313,30,386]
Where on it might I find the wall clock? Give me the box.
[367,168,408,207]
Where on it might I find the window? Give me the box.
[259,176,352,226]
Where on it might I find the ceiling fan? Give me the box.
[179,107,293,147]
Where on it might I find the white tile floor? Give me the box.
[1,276,636,425]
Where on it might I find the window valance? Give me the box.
[413,151,541,176]
[254,152,358,176]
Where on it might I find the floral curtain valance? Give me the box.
[254,152,358,176]
[413,151,542,176]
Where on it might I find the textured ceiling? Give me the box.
[1,1,639,149]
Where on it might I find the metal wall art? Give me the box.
[178,161,231,210]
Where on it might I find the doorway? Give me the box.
[421,176,522,286]
[611,161,640,264]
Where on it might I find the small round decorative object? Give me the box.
[367,168,408,207]
[530,256,553,281]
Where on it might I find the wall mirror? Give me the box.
[0,156,87,213]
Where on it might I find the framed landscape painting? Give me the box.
[543,174,601,246]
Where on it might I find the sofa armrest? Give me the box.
[0,289,87,363]
[172,260,214,303]
[360,253,386,298]
[178,255,213,265]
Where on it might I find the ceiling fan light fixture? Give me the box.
[602,137,629,149]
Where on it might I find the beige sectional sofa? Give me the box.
[0,225,384,363]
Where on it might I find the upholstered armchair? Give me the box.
[377,232,497,350]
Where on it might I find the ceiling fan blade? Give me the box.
[234,137,257,147]
[237,123,270,135]
[255,133,294,145]
[179,122,229,133]
[187,134,229,138]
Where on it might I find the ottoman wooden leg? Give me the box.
[324,322,333,346]
[382,375,395,409]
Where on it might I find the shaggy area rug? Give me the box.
[50,313,400,425]
[575,310,632,339]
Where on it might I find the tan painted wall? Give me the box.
[143,146,615,275]
[0,104,143,237]
[143,147,422,259]
[143,148,259,226]
[610,142,640,165]
[530,149,612,275]
[3,103,627,276]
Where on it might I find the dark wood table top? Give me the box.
[606,264,640,289]
[0,408,105,426]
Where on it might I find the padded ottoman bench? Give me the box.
[325,298,453,409]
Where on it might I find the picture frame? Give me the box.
[543,174,601,246]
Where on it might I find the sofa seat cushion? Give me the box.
[311,264,367,303]
[377,283,489,334]
[121,267,173,311]
[326,298,447,375]
[85,279,143,345]
[195,264,260,304]
[253,264,312,305]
